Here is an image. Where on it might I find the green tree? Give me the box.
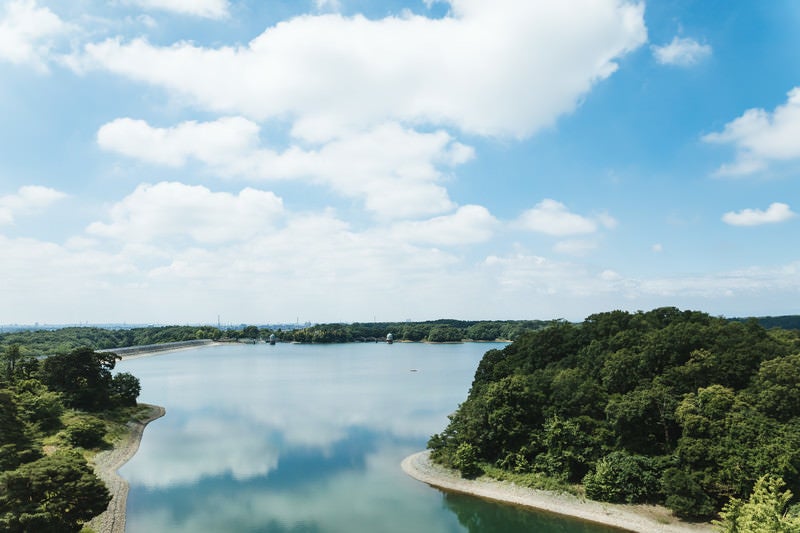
[0,450,110,532]
[453,442,482,479]
[40,348,119,410]
[2,344,21,383]
[583,451,660,503]
[110,372,141,407]
[0,390,39,471]
[714,475,800,533]
[242,325,260,341]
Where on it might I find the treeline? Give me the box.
[0,325,224,357]
[729,315,800,331]
[278,320,549,343]
[0,320,542,355]
[428,307,800,524]
[0,346,143,531]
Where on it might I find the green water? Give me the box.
[119,343,624,532]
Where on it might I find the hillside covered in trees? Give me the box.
[0,346,143,531]
[428,307,800,523]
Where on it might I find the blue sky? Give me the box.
[1,0,799,325]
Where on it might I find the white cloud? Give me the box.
[652,243,663,253]
[0,0,70,72]
[554,239,597,256]
[516,199,615,236]
[86,182,284,244]
[73,1,646,139]
[722,202,796,227]
[97,118,470,219]
[0,185,67,225]
[125,0,229,19]
[97,117,260,167]
[651,36,711,66]
[703,87,800,176]
[390,205,497,246]
[313,0,341,13]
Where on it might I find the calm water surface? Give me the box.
[119,343,621,533]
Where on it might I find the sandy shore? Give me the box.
[401,450,714,533]
[86,404,166,533]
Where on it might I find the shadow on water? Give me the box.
[443,491,629,533]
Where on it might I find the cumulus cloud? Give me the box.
[86,182,284,244]
[722,202,796,227]
[0,0,70,72]
[124,0,229,19]
[0,185,67,225]
[516,199,616,236]
[97,117,260,167]
[72,1,646,139]
[389,205,497,246]
[651,36,711,66]
[703,87,800,176]
[97,118,470,219]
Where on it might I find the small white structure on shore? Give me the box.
[386,333,393,344]
[269,334,276,345]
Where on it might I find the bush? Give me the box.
[453,442,483,479]
[65,419,106,449]
[583,451,661,503]
[662,468,715,519]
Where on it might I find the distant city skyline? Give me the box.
[1,1,799,324]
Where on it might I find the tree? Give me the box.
[110,372,141,407]
[40,348,119,410]
[2,344,21,383]
[242,325,260,341]
[714,475,800,532]
[0,450,110,532]
[453,442,482,479]
[583,451,660,503]
[0,390,39,471]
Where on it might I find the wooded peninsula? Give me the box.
[427,307,800,530]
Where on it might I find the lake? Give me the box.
[118,342,622,533]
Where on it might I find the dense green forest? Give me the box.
[0,345,143,531]
[277,319,549,343]
[428,307,800,526]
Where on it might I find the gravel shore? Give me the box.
[86,404,166,533]
[401,450,714,533]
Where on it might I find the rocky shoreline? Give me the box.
[86,404,166,533]
[401,450,714,533]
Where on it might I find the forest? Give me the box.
[0,320,549,355]
[276,319,550,343]
[428,307,800,528]
[0,345,143,532]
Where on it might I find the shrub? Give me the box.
[583,451,660,503]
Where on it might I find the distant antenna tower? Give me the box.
[217,315,221,329]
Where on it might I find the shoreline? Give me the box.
[111,341,223,360]
[401,450,714,533]
[86,404,166,533]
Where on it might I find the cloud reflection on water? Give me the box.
[119,343,494,489]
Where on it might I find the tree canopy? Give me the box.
[428,307,800,521]
[0,347,143,530]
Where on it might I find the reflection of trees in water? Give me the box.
[442,491,625,533]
